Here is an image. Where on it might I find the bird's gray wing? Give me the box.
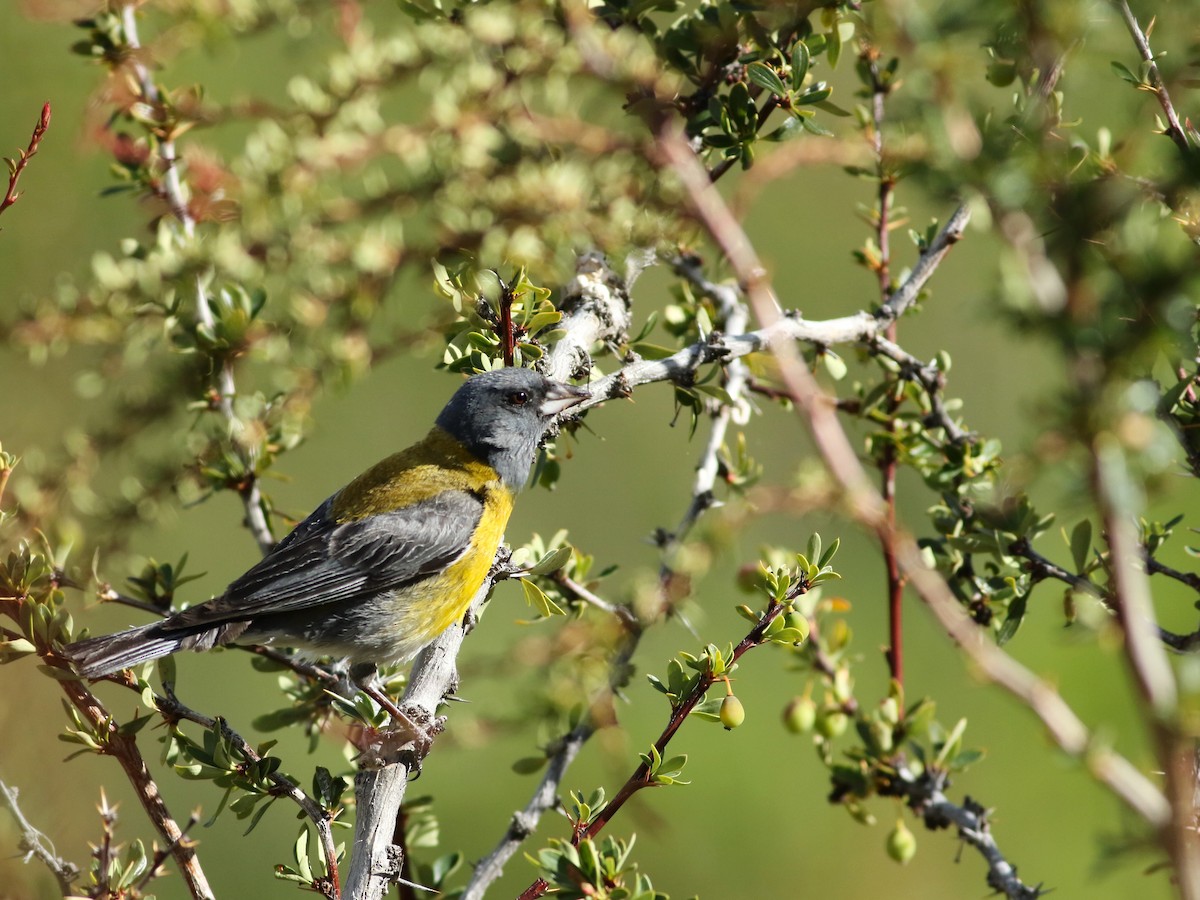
[165,490,483,630]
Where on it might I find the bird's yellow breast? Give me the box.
[330,425,516,652]
[401,485,514,644]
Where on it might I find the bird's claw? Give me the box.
[356,707,443,773]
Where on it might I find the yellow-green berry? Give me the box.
[879,696,900,726]
[719,694,746,730]
[816,708,849,739]
[886,820,917,864]
[868,719,895,753]
[782,696,817,734]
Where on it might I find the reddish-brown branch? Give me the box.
[517,595,796,900]
[517,877,552,900]
[153,687,341,898]
[578,598,787,842]
[864,47,904,686]
[0,102,51,219]
[499,278,516,367]
[57,677,215,900]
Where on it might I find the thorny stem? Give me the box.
[0,102,51,219]
[119,5,275,555]
[555,570,640,630]
[516,595,795,900]
[0,777,79,893]
[498,276,517,367]
[579,598,789,842]
[1008,536,1199,652]
[863,44,905,687]
[1112,0,1195,155]
[463,620,640,900]
[134,809,200,895]
[154,686,342,899]
[896,772,1043,900]
[57,677,215,900]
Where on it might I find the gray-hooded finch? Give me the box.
[64,368,589,679]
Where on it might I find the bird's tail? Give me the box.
[62,622,191,679]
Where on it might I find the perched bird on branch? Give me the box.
[63,368,588,697]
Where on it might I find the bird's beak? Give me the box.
[540,382,590,417]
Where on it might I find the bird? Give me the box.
[62,368,589,688]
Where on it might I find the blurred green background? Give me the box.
[0,4,1181,899]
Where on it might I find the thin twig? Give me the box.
[878,202,971,322]
[656,254,752,600]
[898,771,1043,900]
[863,43,905,687]
[154,686,342,898]
[57,676,215,900]
[0,777,79,893]
[0,102,51,220]
[516,593,799,900]
[1092,441,1200,895]
[572,285,969,449]
[554,571,640,630]
[1008,537,1198,651]
[1112,0,1195,154]
[1146,554,1200,595]
[463,620,640,900]
[119,5,275,554]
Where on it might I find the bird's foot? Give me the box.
[357,707,445,773]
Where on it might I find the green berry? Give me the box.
[879,696,900,726]
[886,820,917,864]
[868,719,895,753]
[782,696,817,734]
[719,694,745,730]
[815,708,848,739]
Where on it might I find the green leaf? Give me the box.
[521,578,564,617]
[525,545,573,576]
[791,42,810,91]
[797,82,833,106]
[950,748,985,770]
[934,717,967,768]
[1068,519,1092,573]
[512,756,548,775]
[996,593,1028,645]
[1110,61,1141,85]
[763,118,806,142]
[818,537,840,569]
[813,99,852,117]
[632,342,679,360]
[746,62,788,98]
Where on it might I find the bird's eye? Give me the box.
[506,390,530,406]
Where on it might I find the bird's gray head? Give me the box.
[436,368,589,489]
